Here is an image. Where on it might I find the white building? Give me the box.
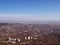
[25,36,33,40]
[8,37,20,44]
[8,37,16,44]
[17,38,20,42]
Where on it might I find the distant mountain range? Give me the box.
[0,20,60,24]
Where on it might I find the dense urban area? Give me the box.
[0,23,60,45]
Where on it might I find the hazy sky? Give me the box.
[0,0,60,21]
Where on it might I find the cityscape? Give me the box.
[0,0,60,45]
[0,23,60,45]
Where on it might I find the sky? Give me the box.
[0,0,60,22]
